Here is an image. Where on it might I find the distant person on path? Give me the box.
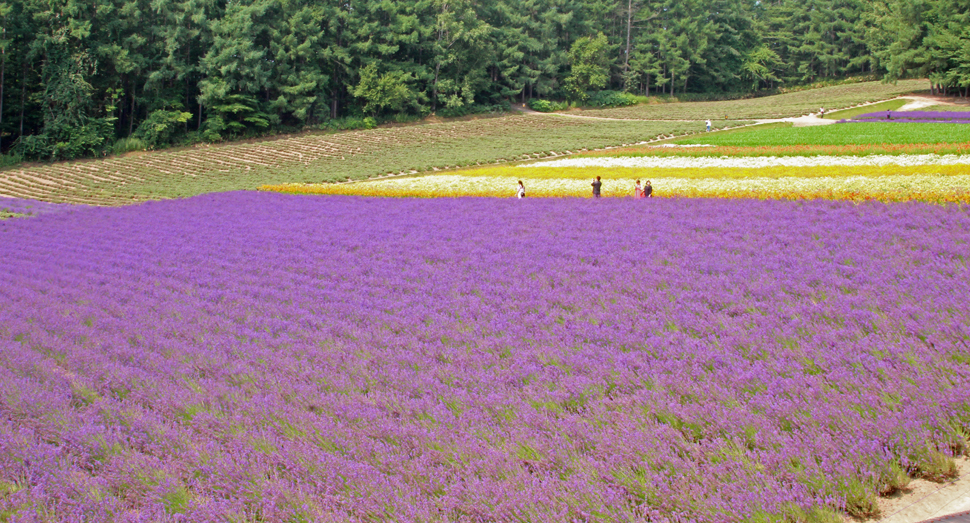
[516,180,526,199]
[591,176,602,198]
[819,107,825,117]
[634,179,644,198]
[644,180,653,198]
[706,119,712,132]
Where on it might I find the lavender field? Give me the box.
[850,111,970,124]
[1,193,969,522]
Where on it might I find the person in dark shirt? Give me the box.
[644,180,653,197]
[591,176,602,198]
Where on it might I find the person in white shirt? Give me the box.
[706,119,712,132]
[516,180,526,199]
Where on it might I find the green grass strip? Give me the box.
[919,105,970,112]
[673,122,970,147]
[823,99,908,120]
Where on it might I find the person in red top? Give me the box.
[634,179,644,198]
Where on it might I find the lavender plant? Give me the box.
[852,111,970,122]
[0,193,968,522]
[0,198,88,217]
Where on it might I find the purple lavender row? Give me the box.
[852,118,970,123]
[0,197,90,217]
[838,119,970,124]
[1,193,969,522]
[851,110,970,120]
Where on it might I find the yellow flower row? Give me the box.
[455,164,970,180]
[262,171,970,203]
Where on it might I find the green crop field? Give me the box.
[823,99,908,120]
[0,116,716,206]
[921,105,970,112]
[673,122,970,147]
[0,80,943,206]
[569,80,927,120]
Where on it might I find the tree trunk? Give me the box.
[623,0,632,75]
[129,83,136,136]
[432,62,440,113]
[432,22,443,113]
[0,36,5,152]
[0,19,7,152]
[19,65,25,138]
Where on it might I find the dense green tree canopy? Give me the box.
[0,0,962,161]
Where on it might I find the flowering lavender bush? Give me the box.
[1,192,969,522]
[0,197,88,218]
[851,111,970,122]
[840,119,970,125]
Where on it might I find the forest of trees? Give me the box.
[0,0,967,161]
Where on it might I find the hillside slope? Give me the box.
[0,80,927,206]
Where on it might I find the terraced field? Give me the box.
[572,79,927,120]
[0,116,710,206]
[271,117,970,204]
[0,80,931,206]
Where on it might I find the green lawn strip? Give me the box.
[0,210,25,220]
[672,122,970,147]
[110,118,714,200]
[581,143,970,159]
[919,105,970,112]
[651,122,792,145]
[567,80,926,120]
[823,99,908,120]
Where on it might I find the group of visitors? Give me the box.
[633,179,653,198]
[515,177,653,199]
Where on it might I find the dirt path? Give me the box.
[897,94,970,111]
[512,95,968,128]
[513,101,837,127]
[511,103,697,122]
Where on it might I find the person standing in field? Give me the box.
[644,180,653,197]
[706,119,712,132]
[634,179,643,198]
[516,180,526,199]
[591,176,602,198]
